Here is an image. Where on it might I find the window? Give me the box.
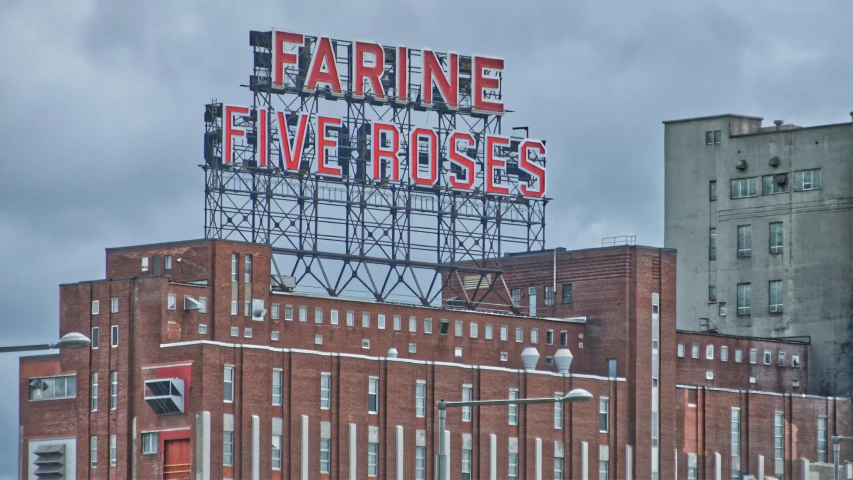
[737,225,752,257]
[141,257,149,272]
[199,297,207,313]
[455,347,463,358]
[111,325,118,348]
[91,373,98,411]
[688,467,697,480]
[709,285,717,301]
[244,254,252,283]
[230,300,238,316]
[269,330,277,340]
[709,228,717,260]
[90,436,97,468]
[500,352,508,362]
[554,457,564,480]
[245,328,253,338]
[164,254,172,270]
[511,288,521,307]
[818,416,828,463]
[224,366,234,403]
[710,180,717,201]
[794,169,821,191]
[272,370,283,405]
[706,345,714,360]
[462,448,472,480]
[546,330,554,345]
[731,177,758,198]
[230,326,239,337]
[500,325,508,341]
[110,371,117,409]
[271,304,280,320]
[416,381,426,418]
[314,334,322,345]
[455,320,463,337]
[599,459,609,480]
[792,354,800,367]
[28,374,77,401]
[544,285,555,306]
[409,316,417,332]
[299,306,307,322]
[315,307,323,324]
[272,435,282,470]
[416,446,426,479]
[770,280,783,313]
[599,397,609,432]
[778,351,786,366]
[774,412,784,475]
[462,385,473,422]
[677,342,685,357]
[764,350,772,365]
[767,221,785,255]
[92,300,100,315]
[109,434,116,467]
[531,328,538,344]
[285,304,294,321]
[223,431,234,466]
[508,453,519,480]
[362,312,370,328]
[142,432,158,455]
[167,293,177,311]
[110,298,119,313]
[92,327,99,349]
[470,322,478,338]
[393,314,401,331]
[749,349,757,364]
[735,348,743,363]
[320,373,331,409]
[409,343,417,353]
[368,378,379,414]
[706,130,721,145]
[320,438,331,473]
[424,318,432,334]
[719,302,727,317]
[737,283,751,315]
[244,301,251,317]
[554,392,563,429]
[691,344,699,359]
[608,359,617,378]
[378,314,386,330]
[528,286,537,316]
[763,174,789,195]
[231,253,238,281]
[559,283,573,305]
[508,389,519,425]
[731,408,741,478]
[515,326,523,343]
[560,330,568,346]
[721,346,728,362]
[368,441,379,477]
[485,324,493,340]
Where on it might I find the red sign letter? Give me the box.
[422,50,458,108]
[372,122,400,181]
[272,30,304,86]
[256,108,268,167]
[223,105,249,164]
[395,46,408,104]
[409,128,438,185]
[305,37,342,95]
[354,41,385,100]
[316,116,343,176]
[518,139,547,198]
[473,56,504,115]
[275,112,310,171]
[448,132,476,190]
[486,135,510,195]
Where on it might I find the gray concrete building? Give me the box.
[663,113,853,396]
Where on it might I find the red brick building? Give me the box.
[18,240,850,479]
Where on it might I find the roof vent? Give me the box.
[736,160,747,170]
[521,347,540,371]
[144,378,185,415]
[554,348,574,374]
[774,119,784,131]
[387,348,398,358]
[769,156,780,167]
[32,444,66,478]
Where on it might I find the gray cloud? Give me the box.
[0,0,850,473]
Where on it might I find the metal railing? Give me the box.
[602,235,636,247]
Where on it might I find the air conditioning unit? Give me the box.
[252,299,267,321]
[144,378,185,415]
[184,296,202,311]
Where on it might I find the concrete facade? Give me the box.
[663,113,853,396]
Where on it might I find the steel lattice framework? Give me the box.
[203,31,548,310]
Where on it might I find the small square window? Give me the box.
[168,294,177,311]
[455,347,462,358]
[244,328,252,338]
[315,334,323,345]
[230,327,239,337]
[792,379,800,388]
[409,343,417,354]
[271,331,279,341]
[706,370,714,380]
[749,376,756,384]
[500,352,508,362]
[199,324,207,335]
[545,356,553,365]
[110,298,119,314]
[92,300,100,315]
[362,339,370,349]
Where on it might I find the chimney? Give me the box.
[774,120,784,131]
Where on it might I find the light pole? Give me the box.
[833,436,853,480]
[0,332,91,353]
[435,388,593,480]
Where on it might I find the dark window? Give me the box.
[562,284,573,304]
[714,130,721,144]
[709,228,717,260]
[559,331,568,346]
[710,181,717,201]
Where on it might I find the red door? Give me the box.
[163,439,191,479]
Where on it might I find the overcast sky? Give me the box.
[0,0,850,475]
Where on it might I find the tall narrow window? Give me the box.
[320,373,331,410]
[455,320,463,337]
[546,330,554,345]
[271,304,279,320]
[285,305,294,321]
[737,225,752,257]
[710,180,717,201]
[528,286,537,316]
[409,316,417,332]
[377,314,386,329]
[224,366,234,403]
[706,345,714,360]
[485,324,493,339]
[692,344,700,359]
[560,331,568,347]
[508,389,519,425]
[231,253,238,281]
[111,325,118,348]
[272,370,282,406]
[737,283,751,315]
[599,458,609,480]
[677,343,685,357]
[110,298,119,313]
[368,441,378,477]
[599,397,609,432]
[90,436,97,468]
[416,381,426,418]
[721,346,728,362]
[508,453,519,480]
[348,311,355,327]
[462,448,472,480]
[109,435,116,467]
[775,412,784,475]
[554,393,563,429]
[500,326,508,341]
[223,431,234,466]
[315,307,323,324]
[818,416,828,463]
[320,438,331,473]
[362,312,370,328]
[91,372,98,411]
[515,326,523,343]
[731,408,741,479]
[368,378,379,414]
[244,254,252,283]
[554,457,564,480]
[544,285,555,306]
[416,446,426,479]
[608,359,617,378]
[770,222,783,254]
[511,288,521,307]
[424,318,432,334]
[462,385,472,422]
[393,315,401,331]
[769,280,784,313]
[92,300,99,315]
[110,370,117,410]
[91,327,99,349]
[709,228,717,260]
[562,284,573,304]
[709,285,717,301]
[165,254,172,270]
[331,310,339,325]
[470,322,478,338]
[272,435,282,470]
[530,328,538,344]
